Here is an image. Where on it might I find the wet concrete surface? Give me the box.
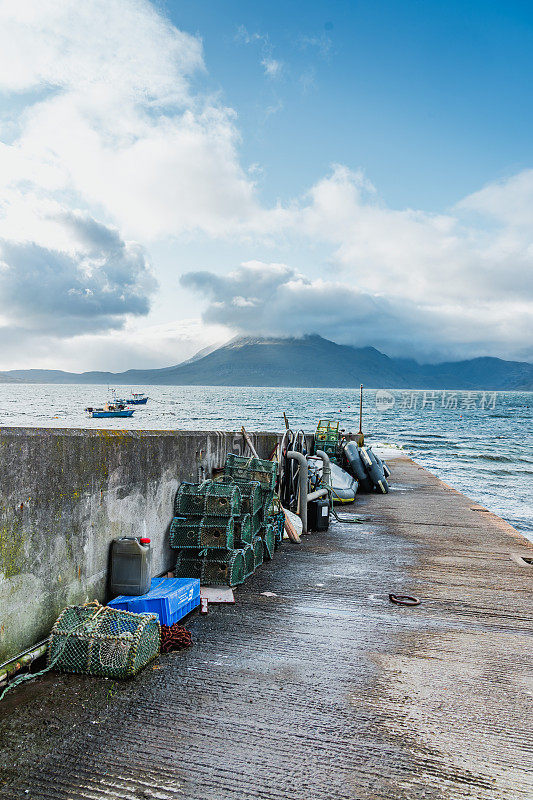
[0,456,531,799]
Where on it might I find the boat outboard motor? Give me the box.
[359,447,389,494]
[343,441,374,492]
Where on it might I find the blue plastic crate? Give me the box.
[108,577,200,625]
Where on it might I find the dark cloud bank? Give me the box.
[0,214,156,338]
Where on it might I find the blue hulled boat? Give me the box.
[85,403,135,418]
[112,390,148,405]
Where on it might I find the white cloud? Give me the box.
[0,1,532,368]
[182,257,533,362]
[456,169,533,228]
[236,26,283,81]
[0,213,155,336]
[0,0,261,361]
[0,317,231,372]
[203,165,531,361]
[279,165,533,305]
[0,1,260,242]
[262,58,283,79]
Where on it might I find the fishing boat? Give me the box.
[85,402,135,418]
[112,390,148,405]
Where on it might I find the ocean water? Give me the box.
[0,384,531,540]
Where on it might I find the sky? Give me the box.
[0,0,532,371]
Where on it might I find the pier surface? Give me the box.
[0,456,532,799]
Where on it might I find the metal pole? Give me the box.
[357,385,365,446]
[315,449,331,490]
[286,451,308,534]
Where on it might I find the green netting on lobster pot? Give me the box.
[261,523,276,561]
[252,536,264,569]
[241,543,255,578]
[169,516,234,550]
[225,453,278,492]
[260,489,275,521]
[233,480,262,516]
[174,482,207,517]
[175,549,245,586]
[201,480,241,517]
[47,603,160,679]
[251,510,263,535]
[174,480,241,518]
[234,513,253,545]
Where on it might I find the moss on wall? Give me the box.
[0,427,281,662]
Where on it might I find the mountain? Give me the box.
[0,372,22,383]
[1,335,532,389]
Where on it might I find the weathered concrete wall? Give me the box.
[0,427,280,663]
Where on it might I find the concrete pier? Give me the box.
[0,455,532,799]
[0,427,280,662]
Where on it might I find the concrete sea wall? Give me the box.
[0,427,280,663]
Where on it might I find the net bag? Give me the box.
[174,549,245,587]
[169,516,234,550]
[174,480,241,518]
[252,536,264,569]
[234,513,253,545]
[241,543,255,578]
[225,454,278,492]
[47,602,160,679]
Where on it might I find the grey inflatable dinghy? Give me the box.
[359,446,389,493]
[329,462,358,503]
[343,441,374,492]
[309,455,358,503]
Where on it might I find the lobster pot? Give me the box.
[261,523,276,561]
[234,513,253,546]
[174,480,241,518]
[202,480,241,516]
[234,481,263,516]
[252,510,263,535]
[241,543,255,578]
[174,549,245,587]
[252,536,264,569]
[264,512,284,546]
[174,482,206,517]
[225,454,278,492]
[260,489,275,521]
[47,604,160,679]
[169,516,234,550]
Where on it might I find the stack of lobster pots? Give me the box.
[171,454,280,587]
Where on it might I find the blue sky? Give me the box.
[0,0,531,370]
[168,0,533,209]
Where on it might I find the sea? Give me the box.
[1,384,531,541]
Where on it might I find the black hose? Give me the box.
[325,486,363,524]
